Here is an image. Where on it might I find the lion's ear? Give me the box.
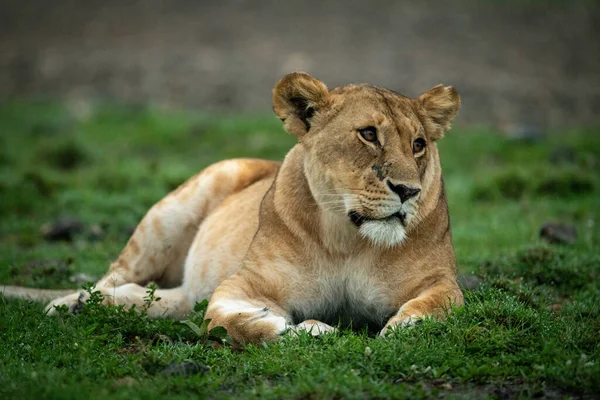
[273,72,330,137]
[417,84,461,140]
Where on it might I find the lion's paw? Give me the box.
[44,291,90,315]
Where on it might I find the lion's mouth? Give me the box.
[348,211,406,227]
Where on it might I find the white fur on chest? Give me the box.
[287,254,396,330]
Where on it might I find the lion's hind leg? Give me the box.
[44,159,279,316]
[44,285,192,318]
[44,171,208,314]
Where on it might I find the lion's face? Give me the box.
[303,86,431,247]
[273,73,460,247]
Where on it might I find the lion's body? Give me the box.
[1,73,464,346]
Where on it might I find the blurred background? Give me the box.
[0,0,598,288]
[1,0,599,129]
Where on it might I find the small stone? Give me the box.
[457,274,483,291]
[41,217,84,242]
[161,361,209,377]
[539,222,577,244]
[69,273,97,284]
[87,224,104,242]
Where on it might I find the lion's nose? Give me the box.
[387,181,421,203]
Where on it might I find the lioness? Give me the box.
[2,73,463,346]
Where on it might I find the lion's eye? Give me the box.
[413,138,426,154]
[359,127,378,143]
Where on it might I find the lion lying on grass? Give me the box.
[2,73,464,346]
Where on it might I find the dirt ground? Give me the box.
[1,0,598,128]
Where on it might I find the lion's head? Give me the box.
[273,73,460,248]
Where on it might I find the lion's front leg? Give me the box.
[380,280,463,336]
[205,271,339,346]
[206,298,290,347]
[206,285,292,347]
[206,299,337,346]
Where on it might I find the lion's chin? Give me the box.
[358,219,406,248]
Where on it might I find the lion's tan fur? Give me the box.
[1,73,463,347]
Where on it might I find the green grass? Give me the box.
[0,100,599,399]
